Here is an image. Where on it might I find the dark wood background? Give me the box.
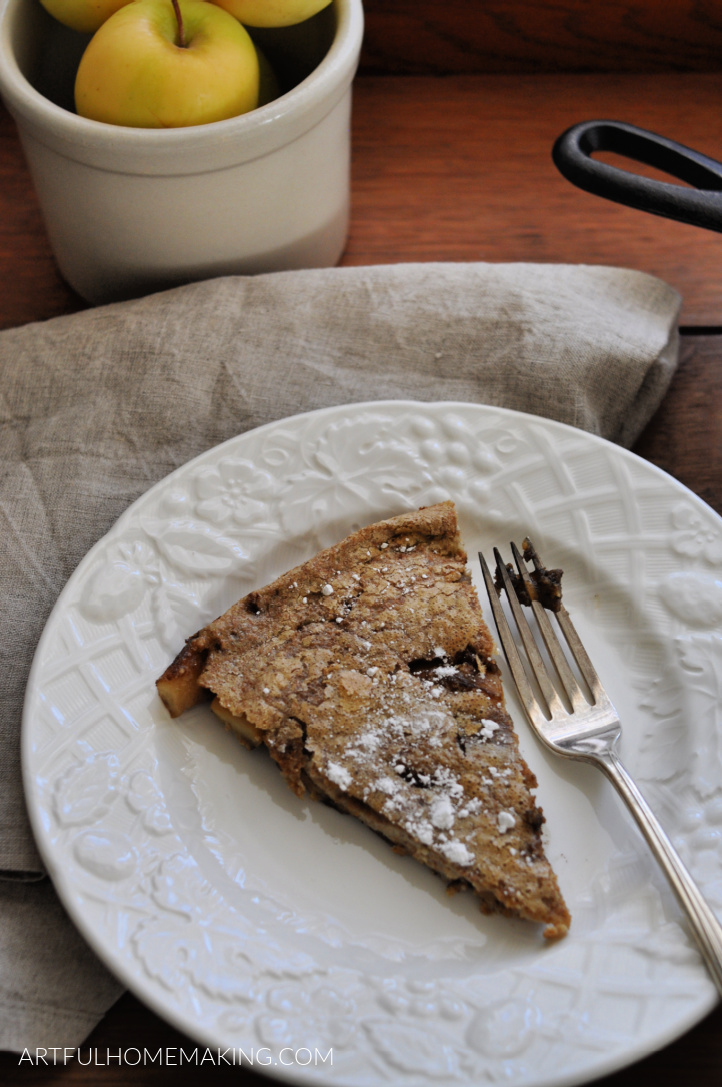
[1,0,721,1083]
[358,0,722,73]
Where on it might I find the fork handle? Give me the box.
[599,749,722,997]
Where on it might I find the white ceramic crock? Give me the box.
[0,0,363,304]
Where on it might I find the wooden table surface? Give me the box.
[1,53,721,1087]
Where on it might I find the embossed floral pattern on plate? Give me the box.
[23,402,722,1087]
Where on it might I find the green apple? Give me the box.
[38,0,132,34]
[75,0,260,127]
[209,0,332,29]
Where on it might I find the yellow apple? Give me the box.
[39,0,132,34]
[75,0,260,127]
[209,0,332,29]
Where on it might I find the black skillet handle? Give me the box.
[552,120,722,233]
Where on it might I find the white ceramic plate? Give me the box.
[23,401,722,1086]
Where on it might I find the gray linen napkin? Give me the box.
[0,262,680,1049]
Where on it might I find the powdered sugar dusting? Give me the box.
[479,719,500,741]
[326,762,352,790]
[376,776,399,796]
[245,529,538,891]
[317,657,529,876]
[440,841,474,866]
[429,795,455,829]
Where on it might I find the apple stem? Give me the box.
[171,0,186,48]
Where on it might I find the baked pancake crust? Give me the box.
[157,501,570,939]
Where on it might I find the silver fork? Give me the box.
[479,540,722,996]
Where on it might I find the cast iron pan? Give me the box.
[552,119,722,233]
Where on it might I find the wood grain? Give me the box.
[359,0,722,74]
[344,73,722,327]
[0,106,84,328]
[5,73,722,328]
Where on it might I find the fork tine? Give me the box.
[521,539,604,700]
[510,541,588,712]
[478,551,549,725]
[521,540,606,705]
[555,605,605,704]
[491,549,567,720]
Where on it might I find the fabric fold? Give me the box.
[0,262,681,1050]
